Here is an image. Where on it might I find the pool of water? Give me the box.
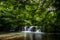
[23,33,60,40]
[1,32,59,40]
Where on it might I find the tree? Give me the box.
[0,0,58,32]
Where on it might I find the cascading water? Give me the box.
[24,26,27,40]
[23,26,32,40]
[22,26,44,40]
[28,26,34,31]
[35,29,41,33]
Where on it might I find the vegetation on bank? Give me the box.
[0,0,60,33]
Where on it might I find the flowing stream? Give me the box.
[21,26,60,40]
[9,26,60,40]
[22,26,44,40]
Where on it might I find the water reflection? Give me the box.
[24,33,60,40]
[24,33,43,40]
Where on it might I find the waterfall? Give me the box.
[22,26,43,33]
[28,26,34,31]
[24,26,27,31]
[36,29,41,32]
[24,26,27,40]
[22,26,44,40]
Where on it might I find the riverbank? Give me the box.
[0,32,24,40]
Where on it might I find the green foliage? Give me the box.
[0,0,59,33]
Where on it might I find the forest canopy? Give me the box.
[0,0,60,33]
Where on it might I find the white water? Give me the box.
[22,26,44,40]
[28,26,34,31]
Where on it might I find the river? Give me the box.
[23,33,60,40]
[0,32,60,40]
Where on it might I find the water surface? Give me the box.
[23,33,60,40]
